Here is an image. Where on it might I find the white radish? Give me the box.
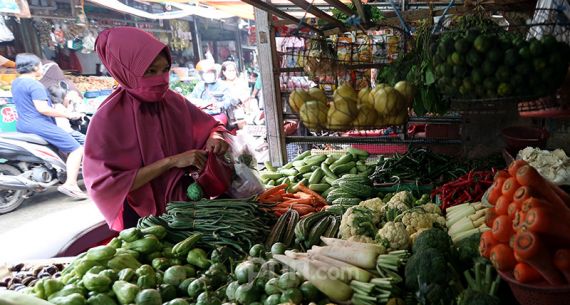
[309,254,372,282]
[308,245,378,269]
[320,237,384,254]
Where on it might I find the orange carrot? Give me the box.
[480,231,499,258]
[508,159,528,177]
[488,177,506,205]
[492,215,514,243]
[281,198,315,206]
[513,186,533,204]
[507,202,518,219]
[514,262,543,283]
[546,180,570,206]
[291,204,315,215]
[516,165,569,211]
[259,184,288,200]
[524,208,570,243]
[496,169,511,180]
[297,183,328,206]
[485,207,498,228]
[554,249,570,283]
[502,177,520,200]
[490,244,517,271]
[521,197,550,213]
[495,195,511,215]
[514,232,565,285]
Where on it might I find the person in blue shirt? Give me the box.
[10,53,87,199]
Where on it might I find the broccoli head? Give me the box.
[456,232,482,266]
[458,288,501,305]
[412,228,453,255]
[405,248,448,291]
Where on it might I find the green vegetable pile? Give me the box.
[370,148,468,185]
[261,148,374,195]
[137,199,274,256]
[434,15,570,100]
[24,226,232,305]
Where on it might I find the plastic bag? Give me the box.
[225,133,265,199]
[0,18,14,43]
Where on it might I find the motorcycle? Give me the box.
[199,92,239,135]
[0,82,90,214]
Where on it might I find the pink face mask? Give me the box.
[128,72,170,102]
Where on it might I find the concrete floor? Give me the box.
[0,188,104,263]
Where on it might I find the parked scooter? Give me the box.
[0,82,89,214]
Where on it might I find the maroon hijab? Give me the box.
[84,27,223,230]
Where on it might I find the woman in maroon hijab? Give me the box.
[84,27,228,231]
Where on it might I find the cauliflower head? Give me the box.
[420,203,441,215]
[339,206,377,240]
[376,221,410,251]
[401,208,446,236]
[382,191,412,221]
[347,235,375,244]
[358,197,384,224]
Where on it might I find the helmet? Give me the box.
[195,59,216,73]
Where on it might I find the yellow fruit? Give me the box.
[358,87,374,106]
[333,83,357,101]
[327,98,357,130]
[353,104,378,128]
[299,100,328,130]
[394,81,414,107]
[289,89,311,113]
[308,87,327,103]
[373,86,406,117]
[370,83,388,97]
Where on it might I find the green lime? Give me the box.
[519,46,531,59]
[515,63,531,75]
[462,78,474,93]
[529,38,543,56]
[473,35,491,53]
[482,61,495,76]
[487,48,503,63]
[451,78,462,89]
[533,58,547,72]
[504,49,518,67]
[471,69,483,84]
[541,34,558,52]
[466,49,482,67]
[454,38,470,53]
[495,65,510,82]
[497,83,512,97]
[280,288,303,304]
[453,65,467,78]
[451,52,464,65]
[264,278,281,295]
[483,78,496,91]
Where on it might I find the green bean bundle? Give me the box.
[138,199,274,255]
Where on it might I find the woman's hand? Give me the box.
[169,150,207,170]
[205,133,229,156]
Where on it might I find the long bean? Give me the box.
[138,199,274,255]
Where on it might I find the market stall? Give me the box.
[1,1,570,305]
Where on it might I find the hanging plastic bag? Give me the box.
[0,18,14,43]
[225,133,265,199]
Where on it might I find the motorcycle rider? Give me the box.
[10,53,87,199]
[189,60,238,130]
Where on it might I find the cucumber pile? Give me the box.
[261,148,374,195]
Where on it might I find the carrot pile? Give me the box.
[431,170,496,211]
[257,183,328,216]
[481,160,570,285]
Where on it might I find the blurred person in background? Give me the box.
[11,53,86,199]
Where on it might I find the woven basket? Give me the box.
[499,271,570,305]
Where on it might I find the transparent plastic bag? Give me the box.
[225,133,265,199]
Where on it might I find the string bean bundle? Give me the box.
[138,199,274,255]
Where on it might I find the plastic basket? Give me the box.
[499,270,570,305]
[501,126,549,153]
[518,96,570,118]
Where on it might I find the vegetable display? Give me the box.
[446,202,490,244]
[482,160,570,285]
[517,147,570,185]
[257,183,327,216]
[370,148,467,185]
[137,199,273,255]
[432,171,495,211]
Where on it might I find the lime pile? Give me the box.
[434,30,570,100]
